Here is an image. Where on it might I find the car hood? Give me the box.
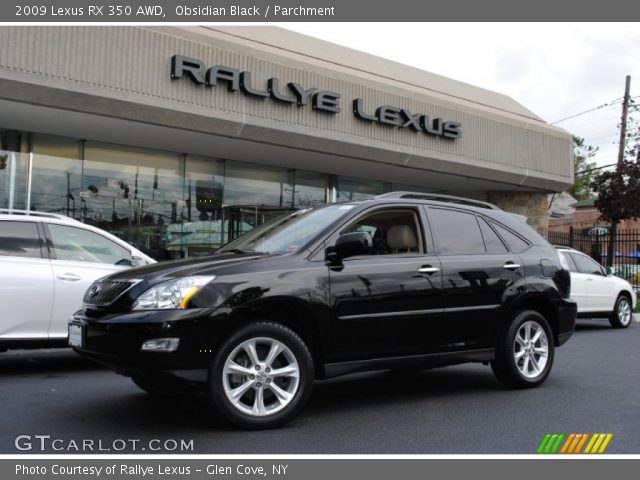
[105,252,274,284]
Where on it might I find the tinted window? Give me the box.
[489,221,530,253]
[430,208,485,255]
[0,221,42,258]
[560,252,579,273]
[478,217,508,253]
[570,253,604,276]
[342,209,423,255]
[48,224,131,265]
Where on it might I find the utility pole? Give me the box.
[617,76,631,167]
[607,75,632,266]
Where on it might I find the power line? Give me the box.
[551,98,622,125]
[551,95,640,125]
[575,163,618,176]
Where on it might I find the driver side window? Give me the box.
[341,209,423,255]
[571,253,604,276]
[48,224,132,265]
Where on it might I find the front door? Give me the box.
[570,252,615,312]
[328,207,444,361]
[45,223,131,339]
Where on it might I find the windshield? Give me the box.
[217,204,356,254]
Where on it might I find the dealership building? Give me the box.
[0,26,573,259]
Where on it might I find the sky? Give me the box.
[282,23,640,170]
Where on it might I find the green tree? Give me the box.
[569,136,598,200]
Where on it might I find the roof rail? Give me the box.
[0,209,76,221]
[376,192,501,210]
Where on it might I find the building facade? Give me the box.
[0,26,573,260]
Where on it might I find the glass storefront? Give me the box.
[1,130,439,261]
[0,149,28,211]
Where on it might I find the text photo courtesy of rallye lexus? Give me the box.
[69,192,577,429]
[0,209,155,351]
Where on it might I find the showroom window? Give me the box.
[336,175,391,201]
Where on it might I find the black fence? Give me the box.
[547,228,640,291]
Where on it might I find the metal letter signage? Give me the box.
[171,55,461,140]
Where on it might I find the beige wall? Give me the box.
[0,26,573,193]
[488,191,550,236]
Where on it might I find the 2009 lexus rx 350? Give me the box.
[69,193,576,429]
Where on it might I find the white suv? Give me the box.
[557,247,637,328]
[0,210,155,351]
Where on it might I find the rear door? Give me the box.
[559,251,588,312]
[427,208,526,350]
[0,220,54,340]
[44,223,133,339]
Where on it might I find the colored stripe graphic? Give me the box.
[537,433,565,453]
[538,433,613,454]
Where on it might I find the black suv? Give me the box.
[70,192,576,428]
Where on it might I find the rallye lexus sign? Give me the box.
[171,55,462,140]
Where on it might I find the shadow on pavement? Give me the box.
[0,348,101,375]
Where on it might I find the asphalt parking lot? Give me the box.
[1,317,639,454]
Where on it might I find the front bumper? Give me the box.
[554,298,577,346]
[69,307,230,379]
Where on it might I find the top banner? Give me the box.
[2,0,640,22]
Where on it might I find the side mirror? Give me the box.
[131,255,147,267]
[605,266,613,276]
[326,232,373,262]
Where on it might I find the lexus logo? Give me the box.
[88,284,102,297]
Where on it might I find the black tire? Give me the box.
[609,294,633,329]
[131,374,191,397]
[491,310,555,389]
[209,322,314,429]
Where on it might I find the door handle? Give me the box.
[417,266,440,275]
[57,273,82,282]
[502,263,521,270]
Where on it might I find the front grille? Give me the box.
[83,280,137,306]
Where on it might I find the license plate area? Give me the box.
[68,324,84,348]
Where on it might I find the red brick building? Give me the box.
[549,199,640,234]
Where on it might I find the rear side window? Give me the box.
[560,252,579,273]
[0,221,42,258]
[429,208,485,255]
[478,217,508,253]
[489,221,530,253]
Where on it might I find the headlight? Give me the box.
[132,276,215,310]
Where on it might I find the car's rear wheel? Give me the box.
[209,322,314,429]
[609,294,633,329]
[491,310,554,388]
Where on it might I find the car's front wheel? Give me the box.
[491,310,555,388]
[610,294,633,329]
[209,322,314,429]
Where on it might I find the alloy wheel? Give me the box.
[222,337,300,417]
[618,298,632,326]
[513,320,549,379]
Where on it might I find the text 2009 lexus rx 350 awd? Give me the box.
[69,192,576,429]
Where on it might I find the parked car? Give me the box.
[69,192,576,429]
[0,209,155,351]
[556,246,637,328]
